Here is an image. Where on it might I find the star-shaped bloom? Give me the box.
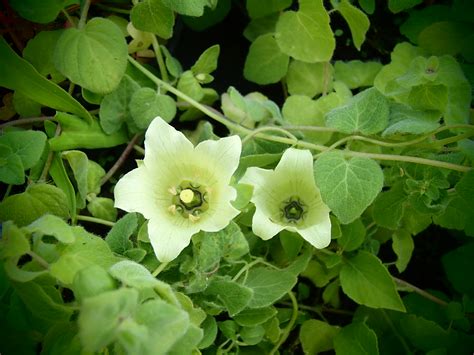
[240,148,331,248]
[114,117,241,262]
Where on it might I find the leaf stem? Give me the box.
[2,184,12,201]
[133,145,145,155]
[39,124,62,181]
[269,292,298,355]
[393,277,448,307]
[100,133,142,186]
[76,215,115,227]
[241,126,298,145]
[61,9,76,27]
[151,37,169,84]
[152,262,169,277]
[27,251,49,269]
[0,116,54,130]
[78,0,91,29]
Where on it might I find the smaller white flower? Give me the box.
[241,148,331,248]
[114,117,241,262]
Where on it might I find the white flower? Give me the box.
[114,117,241,262]
[240,148,331,248]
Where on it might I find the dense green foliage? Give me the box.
[0,0,473,354]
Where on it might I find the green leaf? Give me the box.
[99,75,141,134]
[49,112,128,151]
[131,0,175,39]
[72,265,116,302]
[134,299,190,354]
[0,130,47,170]
[105,213,138,254]
[162,0,209,16]
[407,84,448,111]
[334,60,382,89]
[333,0,370,50]
[78,288,139,353]
[275,0,335,63]
[87,197,117,222]
[340,251,405,311]
[372,182,407,229]
[23,214,75,244]
[388,0,422,13]
[300,319,340,354]
[0,221,30,259]
[130,88,177,128]
[243,14,279,42]
[0,183,69,226]
[205,278,254,316]
[244,267,297,308]
[326,87,389,134]
[54,18,128,94]
[338,218,366,252]
[442,242,474,297]
[244,34,289,85]
[314,151,384,224]
[399,5,451,44]
[286,61,333,98]
[9,0,77,23]
[392,229,414,273]
[50,227,120,285]
[399,314,450,351]
[62,150,88,209]
[383,103,441,136]
[233,307,277,327]
[246,0,292,19]
[177,71,204,102]
[0,144,24,185]
[12,90,42,117]
[109,260,163,290]
[0,37,92,123]
[334,322,379,355]
[12,280,74,322]
[418,21,473,57]
[191,44,220,75]
[23,30,65,81]
[358,0,375,14]
[168,324,203,354]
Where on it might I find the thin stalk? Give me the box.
[269,292,298,355]
[242,126,298,145]
[151,36,169,83]
[27,251,49,269]
[100,134,141,186]
[3,184,12,201]
[39,124,62,181]
[342,150,471,173]
[61,9,75,27]
[133,145,145,155]
[432,131,474,147]
[393,277,448,306]
[78,0,91,29]
[76,215,115,227]
[282,124,339,133]
[152,262,169,277]
[0,116,53,130]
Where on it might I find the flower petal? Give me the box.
[252,207,285,240]
[297,213,332,249]
[240,167,280,210]
[194,135,242,182]
[147,217,199,262]
[114,165,157,219]
[274,148,316,193]
[143,117,194,174]
[200,185,240,232]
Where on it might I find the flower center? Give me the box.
[281,196,306,224]
[169,181,209,222]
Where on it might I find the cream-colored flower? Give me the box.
[114,117,241,262]
[241,148,331,248]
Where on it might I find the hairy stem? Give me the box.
[78,0,91,29]
[76,215,115,227]
[152,262,169,277]
[270,292,298,355]
[0,116,53,130]
[393,277,448,306]
[151,36,170,84]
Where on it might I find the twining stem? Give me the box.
[152,262,169,277]
[39,124,62,181]
[269,292,298,355]
[281,124,338,133]
[127,56,472,173]
[77,0,91,29]
[151,36,170,84]
[100,133,142,186]
[393,277,448,307]
[61,9,75,27]
[76,215,115,227]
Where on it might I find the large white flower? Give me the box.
[240,148,331,248]
[114,117,241,262]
